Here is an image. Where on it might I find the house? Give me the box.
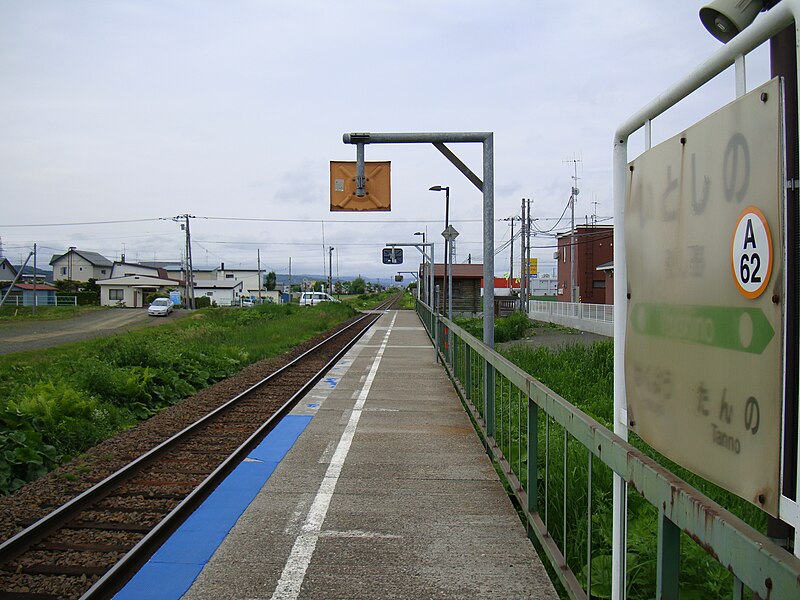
[96,274,181,308]
[216,264,265,297]
[555,225,613,304]
[194,279,244,307]
[0,258,17,282]
[50,249,113,283]
[1,283,58,307]
[420,263,484,316]
[596,261,614,305]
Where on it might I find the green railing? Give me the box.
[416,300,800,599]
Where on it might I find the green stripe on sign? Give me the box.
[630,303,775,354]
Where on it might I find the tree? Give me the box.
[265,271,277,291]
[350,276,366,295]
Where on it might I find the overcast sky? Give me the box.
[0,1,774,281]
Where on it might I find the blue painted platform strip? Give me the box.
[114,415,312,600]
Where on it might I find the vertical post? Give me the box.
[771,22,800,554]
[485,362,495,438]
[527,394,538,514]
[483,134,495,348]
[465,343,472,400]
[257,249,262,302]
[356,143,366,197]
[612,133,630,600]
[328,246,334,294]
[32,243,37,315]
[434,285,440,364]
[656,509,680,600]
[446,187,452,320]
[184,215,195,310]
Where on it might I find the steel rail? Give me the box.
[82,306,389,599]
[0,298,395,597]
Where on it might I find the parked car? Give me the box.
[299,292,339,306]
[241,298,255,307]
[148,297,174,316]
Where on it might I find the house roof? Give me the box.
[49,249,113,267]
[556,224,613,239]
[2,283,58,291]
[194,280,244,290]
[0,258,17,275]
[96,275,180,286]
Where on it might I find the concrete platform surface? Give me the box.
[182,310,557,599]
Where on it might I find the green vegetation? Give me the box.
[0,305,106,323]
[0,301,355,494]
[340,289,397,311]
[456,312,532,343]
[495,341,767,599]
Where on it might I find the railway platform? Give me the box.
[116,309,557,599]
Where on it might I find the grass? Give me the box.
[449,328,769,599]
[0,305,106,323]
[0,301,356,494]
[491,341,768,599]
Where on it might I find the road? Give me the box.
[0,308,192,355]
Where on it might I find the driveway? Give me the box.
[0,308,192,355]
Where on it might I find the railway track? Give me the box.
[0,296,399,599]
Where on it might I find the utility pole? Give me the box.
[173,215,196,309]
[565,158,581,303]
[502,215,520,303]
[521,198,530,314]
[328,246,334,294]
[257,249,263,302]
[32,243,37,316]
[68,246,76,292]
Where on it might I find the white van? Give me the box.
[299,292,338,306]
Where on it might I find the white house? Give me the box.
[50,249,113,282]
[110,262,166,279]
[194,279,244,307]
[217,265,264,297]
[0,258,17,282]
[96,274,181,308]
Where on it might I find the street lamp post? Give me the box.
[414,231,429,305]
[413,232,426,302]
[429,185,452,320]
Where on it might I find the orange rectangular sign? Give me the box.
[330,161,391,211]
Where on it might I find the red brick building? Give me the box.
[556,225,613,304]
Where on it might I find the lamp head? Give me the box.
[429,185,444,192]
[700,0,764,43]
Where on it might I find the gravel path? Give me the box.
[0,308,192,355]
[497,323,610,352]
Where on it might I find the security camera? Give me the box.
[700,0,764,43]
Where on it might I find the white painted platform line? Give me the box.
[270,312,397,600]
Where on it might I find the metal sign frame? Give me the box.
[343,132,495,348]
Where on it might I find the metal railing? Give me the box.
[3,296,78,307]
[417,300,800,599]
[530,300,613,323]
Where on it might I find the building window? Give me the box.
[109,289,124,300]
[61,267,67,275]
[206,291,214,296]
[593,280,606,289]
[225,273,235,279]
[101,269,107,275]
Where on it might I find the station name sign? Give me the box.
[624,78,785,516]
